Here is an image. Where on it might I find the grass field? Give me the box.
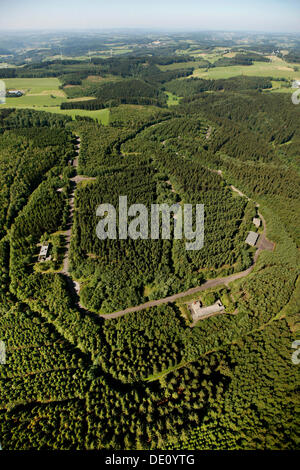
[0,77,110,124]
[190,52,226,63]
[2,77,65,95]
[158,61,207,71]
[270,87,295,93]
[268,80,296,93]
[165,91,180,106]
[1,77,66,107]
[3,94,66,107]
[20,106,111,124]
[191,57,300,81]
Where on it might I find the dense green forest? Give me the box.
[0,47,299,452]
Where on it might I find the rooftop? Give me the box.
[253,217,261,228]
[245,231,259,246]
[190,299,225,322]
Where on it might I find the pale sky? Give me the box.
[0,0,299,33]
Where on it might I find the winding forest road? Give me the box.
[62,139,274,320]
[61,138,81,275]
[60,136,95,297]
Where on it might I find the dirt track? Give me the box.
[60,137,96,275]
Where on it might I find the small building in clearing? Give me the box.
[189,299,225,322]
[253,217,261,228]
[38,243,51,262]
[245,231,259,247]
[7,90,23,97]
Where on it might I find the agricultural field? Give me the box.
[192,56,300,81]
[3,77,65,98]
[1,77,65,107]
[0,77,110,123]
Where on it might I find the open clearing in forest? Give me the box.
[165,91,180,106]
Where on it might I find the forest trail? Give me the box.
[60,137,81,275]
[206,126,212,140]
[60,137,95,286]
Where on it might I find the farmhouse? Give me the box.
[38,243,51,262]
[245,231,259,246]
[253,217,261,228]
[189,299,225,322]
[7,90,23,97]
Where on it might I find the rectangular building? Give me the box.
[245,231,259,246]
[190,299,225,322]
[38,243,49,262]
[253,217,261,228]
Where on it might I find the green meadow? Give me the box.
[3,94,66,107]
[165,91,180,106]
[44,107,110,124]
[192,57,300,81]
[3,77,65,95]
[0,77,110,124]
[1,77,66,106]
[158,60,208,71]
[10,105,110,124]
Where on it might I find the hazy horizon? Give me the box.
[0,0,299,33]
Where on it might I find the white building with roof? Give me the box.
[7,90,23,97]
[189,299,225,322]
[253,217,261,228]
[245,231,259,247]
[38,243,51,262]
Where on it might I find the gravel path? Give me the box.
[60,137,96,276]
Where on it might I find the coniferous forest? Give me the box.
[0,29,299,452]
